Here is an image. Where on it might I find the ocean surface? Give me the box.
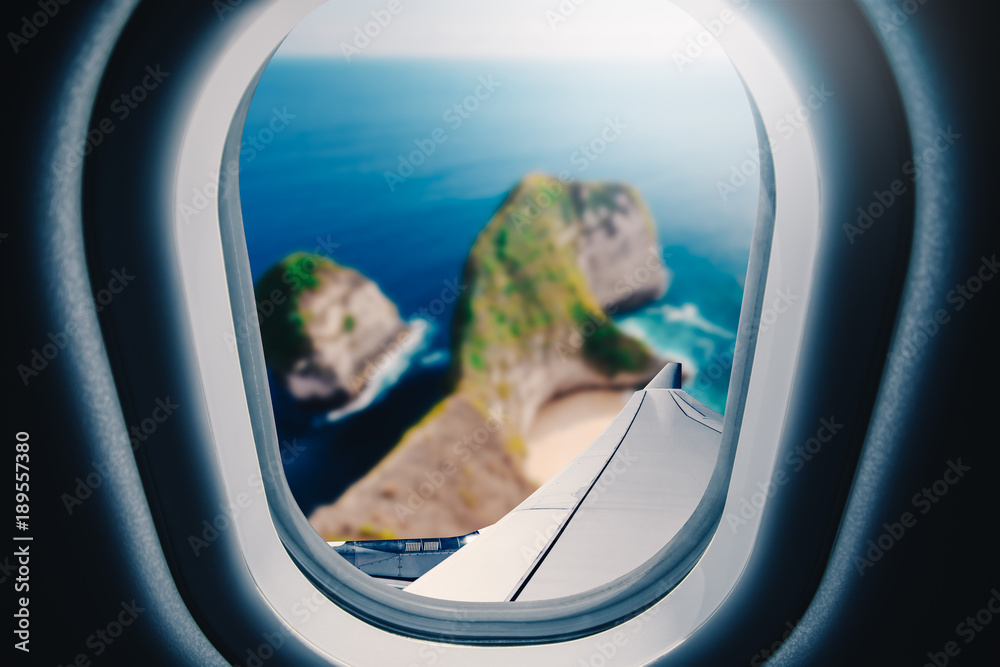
[239,57,759,514]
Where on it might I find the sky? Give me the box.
[277,0,730,62]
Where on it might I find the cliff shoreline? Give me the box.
[302,174,674,540]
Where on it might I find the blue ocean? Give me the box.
[239,57,759,513]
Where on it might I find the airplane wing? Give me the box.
[403,363,723,602]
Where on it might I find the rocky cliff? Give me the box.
[256,252,408,409]
[308,175,672,540]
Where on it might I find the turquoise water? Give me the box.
[239,57,757,511]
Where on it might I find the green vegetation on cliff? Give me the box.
[255,252,339,373]
[306,174,669,540]
[450,174,656,389]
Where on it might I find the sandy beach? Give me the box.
[523,389,634,485]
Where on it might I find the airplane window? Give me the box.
[235,0,761,603]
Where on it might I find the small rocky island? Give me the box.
[256,253,410,409]
[258,174,673,540]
